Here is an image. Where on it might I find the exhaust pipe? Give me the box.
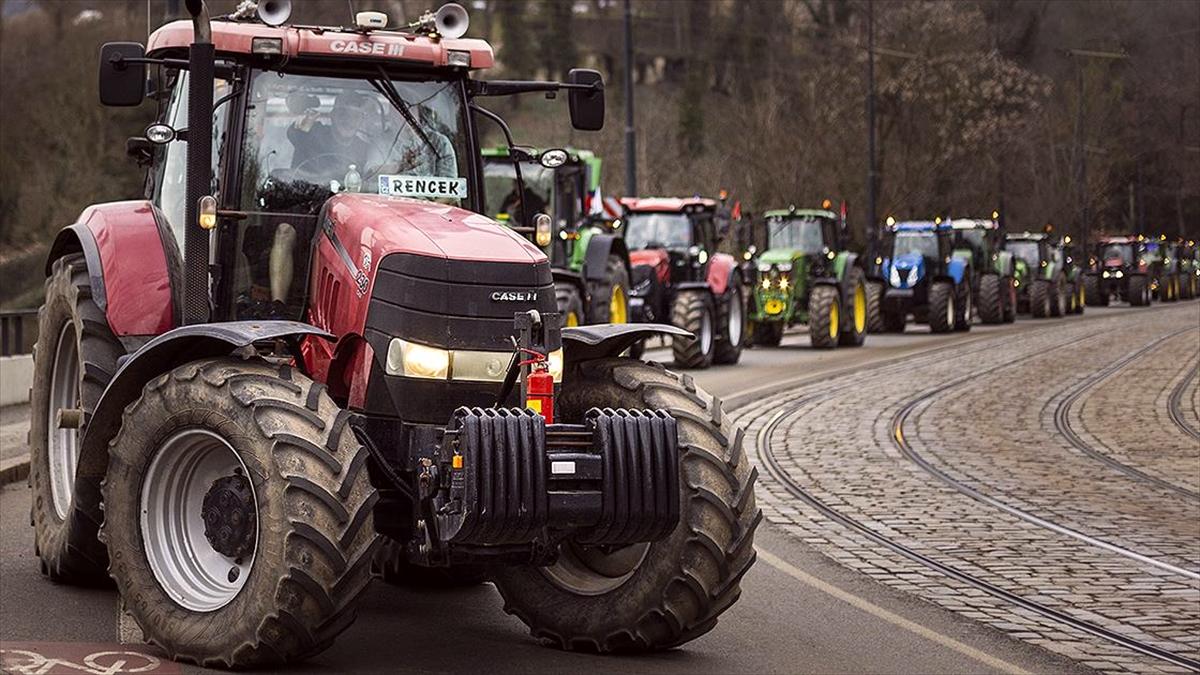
[182,0,213,324]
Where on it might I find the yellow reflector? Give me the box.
[452,454,464,469]
[526,399,543,413]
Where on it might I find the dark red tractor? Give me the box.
[622,198,746,369]
[29,1,758,667]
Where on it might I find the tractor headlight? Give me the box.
[547,348,563,381]
[778,275,790,290]
[777,262,793,273]
[534,213,552,248]
[387,339,450,380]
[906,267,919,286]
[1115,270,1124,278]
[1102,271,1110,279]
[760,277,772,290]
[757,262,772,273]
[889,266,901,287]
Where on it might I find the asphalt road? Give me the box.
[0,307,1163,674]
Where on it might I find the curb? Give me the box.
[0,454,29,487]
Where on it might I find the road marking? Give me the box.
[756,547,1030,675]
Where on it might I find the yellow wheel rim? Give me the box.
[566,311,580,327]
[853,284,866,333]
[829,299,839,340]
[609,286,628,324]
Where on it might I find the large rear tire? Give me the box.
[1030,279,1051,318]
[1083,274,1106,307]
[101,358,379,668]
[587,255,631,324]
[30,254,123,585]
[838,268,867,347]
[865,280,886,333]
[1129,274,1151,306]
[977,274,1003,324]
[671,291,715,369]
[928,281,955,333]
[808,284,841,349]
[713,276,746,365]
[556,283,585,328]
[490,358,760,653]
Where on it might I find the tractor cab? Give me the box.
[949,218,1004,271]
[623,198,721,286]
[886,221,951,291]
[1006,232,1052,282]
[880,220,971,332]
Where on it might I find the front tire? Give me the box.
[808,284,841,349]
[101,358,379,668]
[713,277,746,364]
[953,281,972,331]
[1129,274,1150,306]
[587,255,631,324]
[838,268,867,347]
[557,283,585,328]
[928,281,955,333]
[30,254,123,584]
[490,358,760,652]
[865,280,886,333]
[1083,274,1106,306]
[1030,279,1051,318]
[671,290,715,369]
[977,274,1003,324]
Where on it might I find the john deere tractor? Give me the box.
[949,218,1016,324]
[747,206,867,349]
[483,147,630,325]
[1005,232,1084,317]
[879,220,972,333]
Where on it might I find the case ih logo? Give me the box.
[491,291,536,302]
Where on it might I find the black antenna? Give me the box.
[346,0,356,23]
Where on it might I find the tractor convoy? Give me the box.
[22,0,1199,669]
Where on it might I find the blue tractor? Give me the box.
[879,220,972,333]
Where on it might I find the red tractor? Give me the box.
[29,1,758,667]
[622,198,747,369]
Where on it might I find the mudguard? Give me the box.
[944,258,968,285]
[73,321,333,492]
[581,233,630,282]
[706,253,739,296]
[46,225,108,311]
[994,250,1014,277]
[562,323,692,363]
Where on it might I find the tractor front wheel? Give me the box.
[671,291,715,369]
[30,254,123,585]
[865,280,886,333]
[713,277,746,364]
[1049,276,1067,317]
[808,284,841,349]
[557,283,585,328]
[977,274,1003,324]
[490,358,759,653]
[1129,274,1151,306]
[1030,279,1051,318]
[100,358,379,668]
[953,281,972,331]
[587,255,631,324]
[928,281,955,333]
[838,268,867,347]
[1084,274,1107,307]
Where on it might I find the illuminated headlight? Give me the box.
[906,267,919,286]
[547,348,563,381]
[778,276,790,290]
[1115,270,1124,278]
[447,50,472,68]
[776,262,793,273]
[826,250,836,260]
[698,249,709,265]
[889,266,901,286]
[387,339,450,379]
[1102,271,1110,279]
[760,277,772,289]
[535,214,552,247]
[757,262,772,273]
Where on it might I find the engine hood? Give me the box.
[758,249,808,266]
[889,253,926,288]
[325,194,545,265]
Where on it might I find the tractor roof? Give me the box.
[621,197,717,213]
[889,220,947,232]
[948,218,999,230]
[764,208,837,220]
[1097,235,1137,244]
[146,19,495,70]
[1006,231,1049,241]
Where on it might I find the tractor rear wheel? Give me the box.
[374,537,488,588]
[1084,274,1107,306]
[671,291,715,369]
[1129,274,1151,306]
[490,358,760,653]
[928,281,955,333]
[557,283,585,328]
[1030,279,1051,318]
[713,277,746,364]
[587,255,631,324]
[977,274,1002,324]
[30,254,123,585]
[838,268,867,347]
[808,284,841,349]
[865,280,886,333]
[953,281,972,332]
[100,358,379,668]
[1049,277,1067,317]
[754,321,784,347]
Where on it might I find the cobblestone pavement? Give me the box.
[732,304,1200,673]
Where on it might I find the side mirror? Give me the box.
[566,68,604,131]
[99,42,147,107]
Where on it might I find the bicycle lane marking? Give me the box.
[0,642,180,675]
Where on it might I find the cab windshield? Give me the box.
[893,231,938,259]
[1007,241,1041,266]
[482,160,553,226]
[241,71,469,211]
[624,213,692,250]
[956,229,987,251]
[766,216,826,254]
[1101,244,1133,265]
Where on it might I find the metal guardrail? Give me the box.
[1,310,38,356]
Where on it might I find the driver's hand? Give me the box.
[296,109,319,132]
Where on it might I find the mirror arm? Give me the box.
[469,79,599,97]
[471,102,528,227]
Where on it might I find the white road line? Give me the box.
[756,547,1030,675]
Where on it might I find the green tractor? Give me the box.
[949,218,1017,324]
[1179,239,1199,299]
[748,206,867,349]
[1142,236,1183,302]
[483,146,630,325]
[1005,232,1084,317]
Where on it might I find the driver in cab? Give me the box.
[287,91,371,178]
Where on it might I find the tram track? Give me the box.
[1167,361,1200,443]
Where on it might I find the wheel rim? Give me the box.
[963,288,971,322]
[947,292,955,327]
[566,311,580,327]
[727,292,743,346]
[541,541,650,596]
[853,284,866,333]
[609,286,628,324]
[699,308,713,355]
[141,429,257,612]
[829,299,840,339]
[47,322,80,521]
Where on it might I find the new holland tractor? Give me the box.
[482,146,631,325]
[948,218,1016,324]
[1005,232,1085,317]
[623,198,746,369]
[879,220,972,333]
[747,206,867,349]
[30,2,759,667]
[1083,235,1153,306]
